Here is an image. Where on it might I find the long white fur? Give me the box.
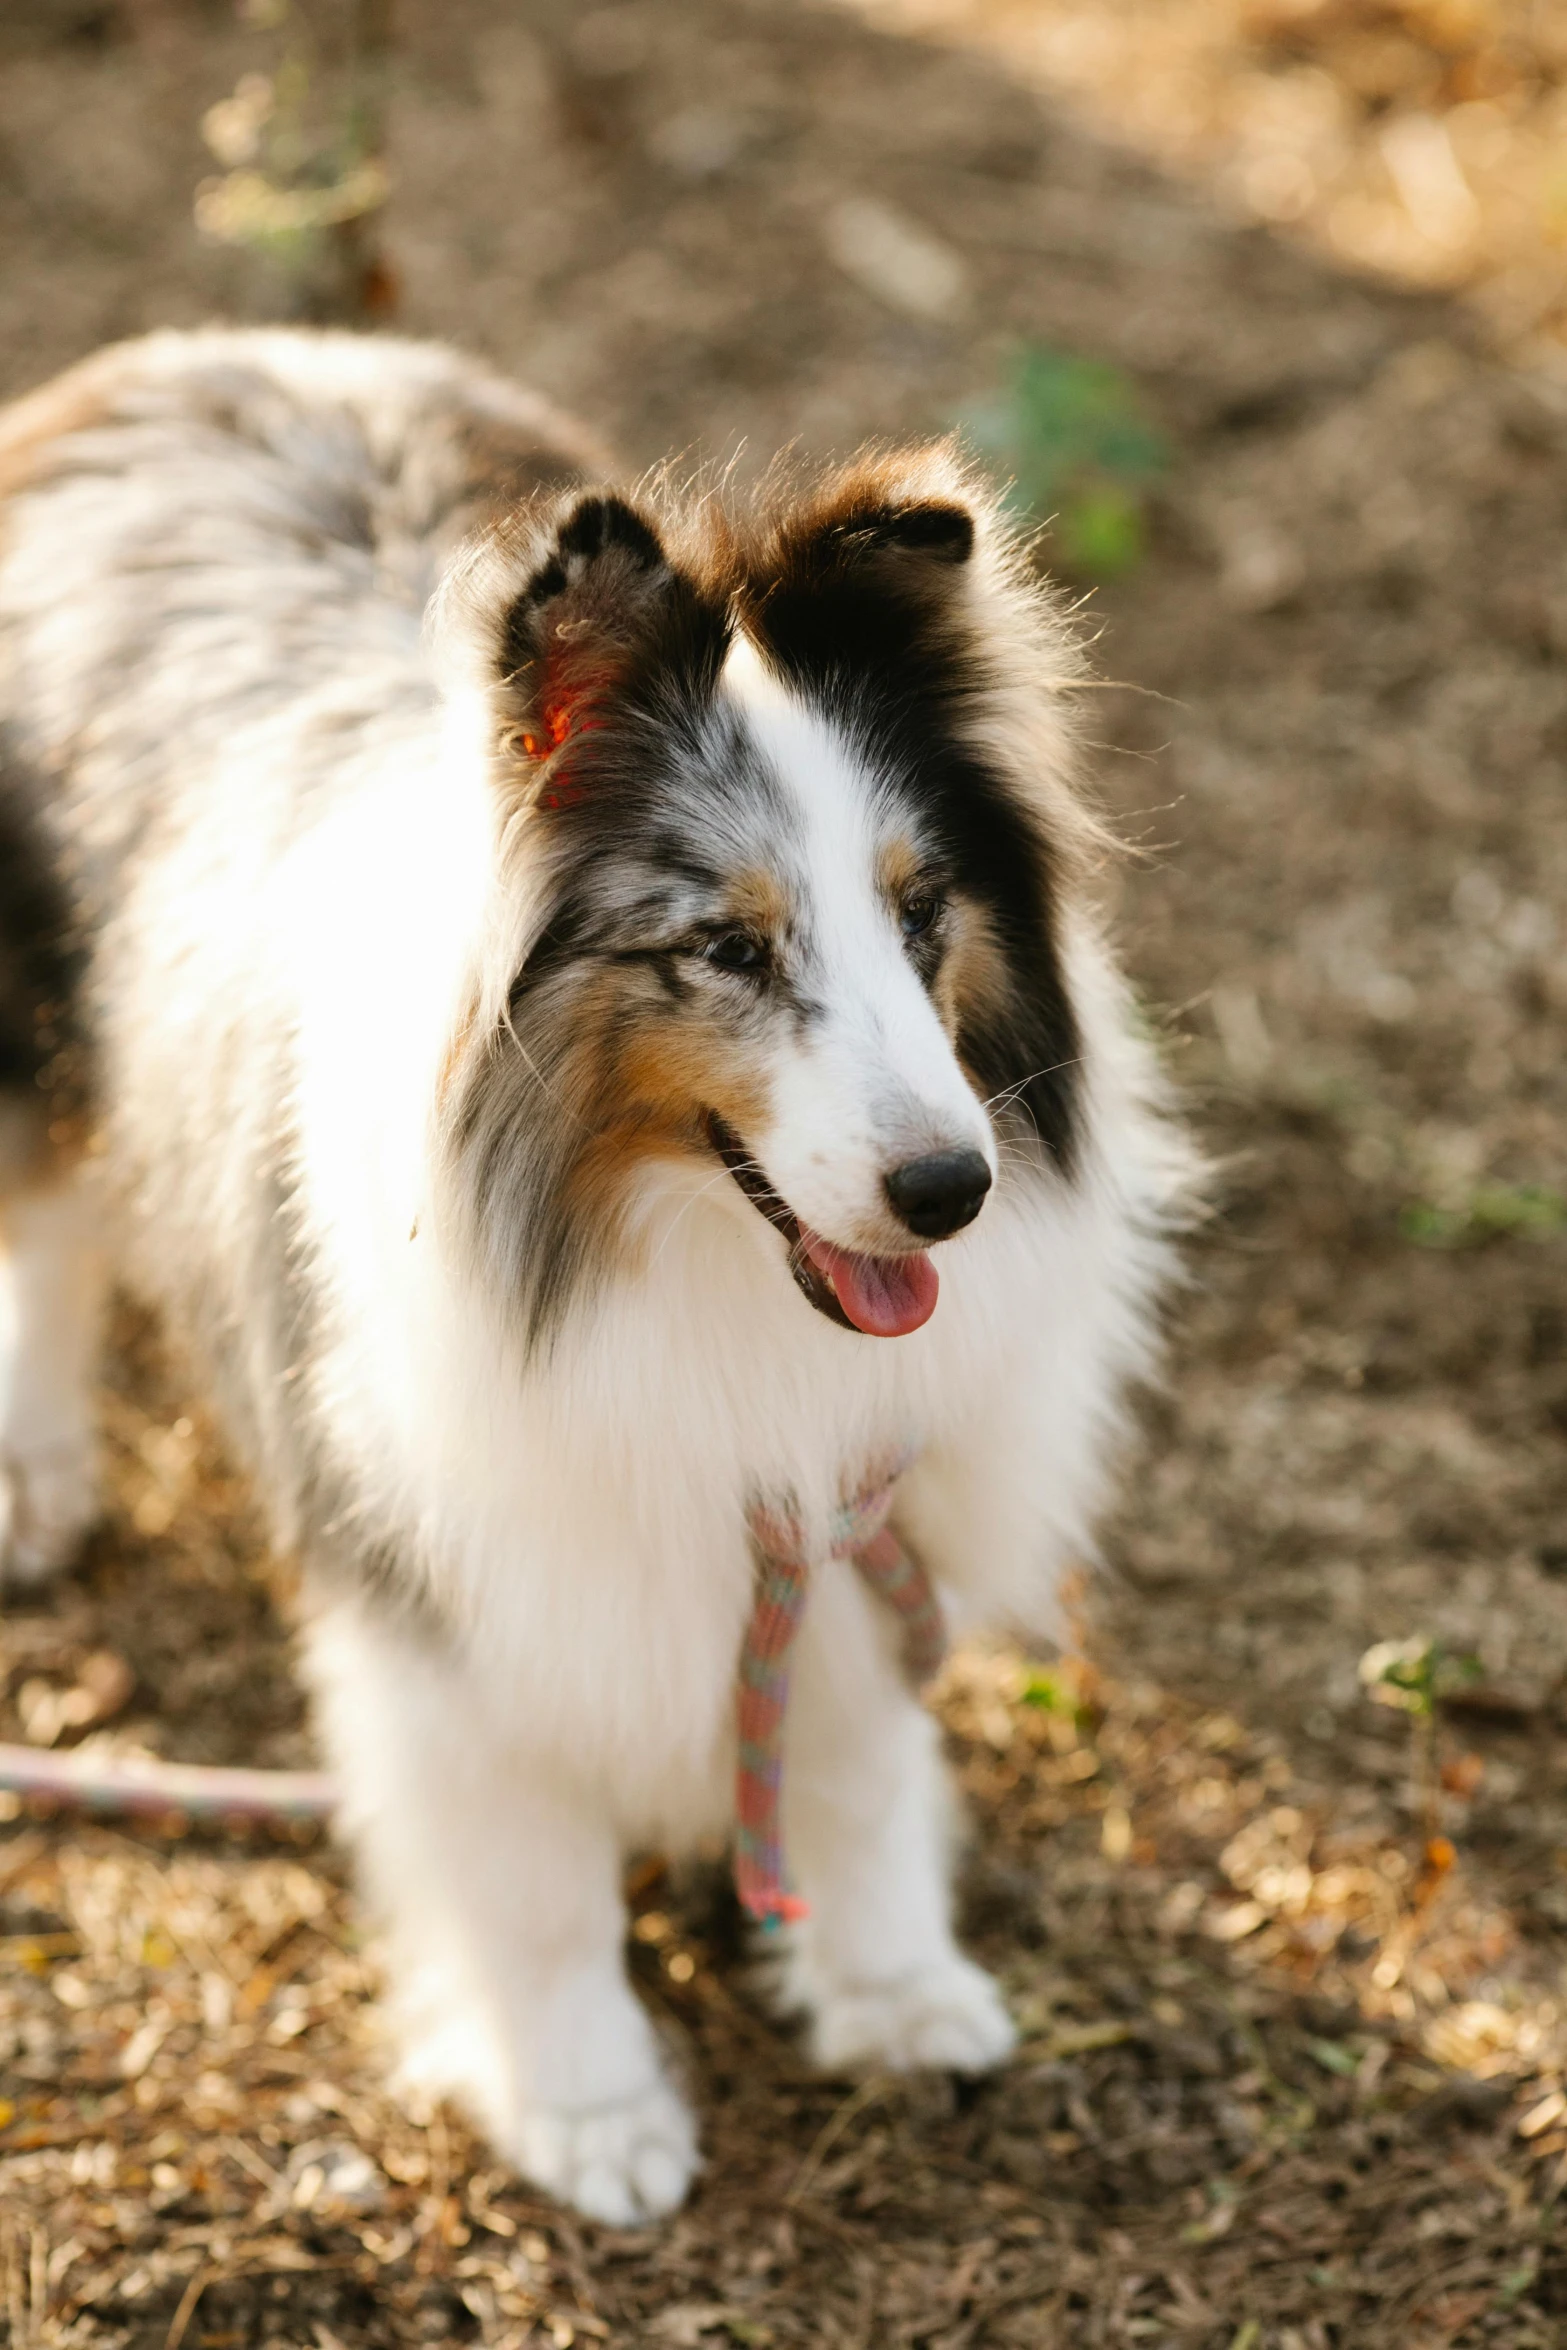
[294,652,1171,2220]
[0,1176,104,1585]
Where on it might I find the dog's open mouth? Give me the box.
[706,1113,939,1338]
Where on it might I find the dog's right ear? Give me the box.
[493,493,675,765]
[442,491,725,802]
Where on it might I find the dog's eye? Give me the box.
[900,891,943,941]
[701,929,770,974]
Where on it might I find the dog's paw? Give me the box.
[808,1955,1016,2077]
[0,1440,98,1589]
[389,1969,697,2225]
[508,2078,700,2227]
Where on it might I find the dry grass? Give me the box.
[5,1524,1566,2348]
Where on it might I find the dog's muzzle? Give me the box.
[706,1111,857,1331]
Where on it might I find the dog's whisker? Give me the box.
[980,1056,1085,1120]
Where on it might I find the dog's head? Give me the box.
[440,450,1089,1342]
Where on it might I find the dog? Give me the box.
[0,328,1188,2223]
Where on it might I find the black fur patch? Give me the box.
[821,498,975,567]
[0,731,87,1128]
[498,493,673,692]
[745,508,1080,1171]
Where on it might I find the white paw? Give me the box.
[0,1439,98,1587]
[506,2078,700,2227]
[809,1955,1017,2077]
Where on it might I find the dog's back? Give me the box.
[0,329,603,902]
[0,332,606,1552]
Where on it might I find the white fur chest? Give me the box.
[306,1143,1071,1836]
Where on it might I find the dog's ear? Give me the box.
[492,494,678,775]
[759,453,983,609]
[748,473,981,692]
[798,496,975,573]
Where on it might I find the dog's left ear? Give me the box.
[757,454,983,612]
[748,477,981,684]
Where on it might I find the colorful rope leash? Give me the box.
[735,1454,946,1928]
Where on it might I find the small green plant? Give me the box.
[1017,1661,1092,1725]
[1359,1635,1483,1719]
[1306,2037,1359,2079]
[963,345,1167,579]
[1359,1636,1482,1844]
[195,0,392,322]
[1018,1663,1070,1713]
[1398,1183,1566,1249]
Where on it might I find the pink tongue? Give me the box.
[799,1230,939,1337]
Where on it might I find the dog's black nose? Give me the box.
[884,1148,993,1240]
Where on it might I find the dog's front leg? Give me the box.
[773,1558,1016,2077]
[305,1597,699,2225]
[0,1166,105,1588]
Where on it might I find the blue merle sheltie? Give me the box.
[0,329,1188,2222]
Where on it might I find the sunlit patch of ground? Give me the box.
[4,1589,1566,2345]
[839,0,1567,362]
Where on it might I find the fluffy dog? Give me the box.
[0,329,1187,2222]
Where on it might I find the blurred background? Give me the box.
[1,4,1565,2345]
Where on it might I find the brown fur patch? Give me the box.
[732,445,977,604]
[0,345,121,507]
[551,971,770,1269]
[875,835,928,912]
[0,1096,92,1208]
[719,868,793,944]
[0,1095,53,1200]
[937,895,1017,1068]
[435,988,482,1113]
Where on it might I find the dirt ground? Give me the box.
[3,1,1567,2344]
[851,0,1567,349]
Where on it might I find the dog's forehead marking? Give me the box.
[717,631,907,935]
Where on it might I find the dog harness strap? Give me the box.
[732,1549,813,1929]
[736,1454,944,1927]
[847,1523,948,1686]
